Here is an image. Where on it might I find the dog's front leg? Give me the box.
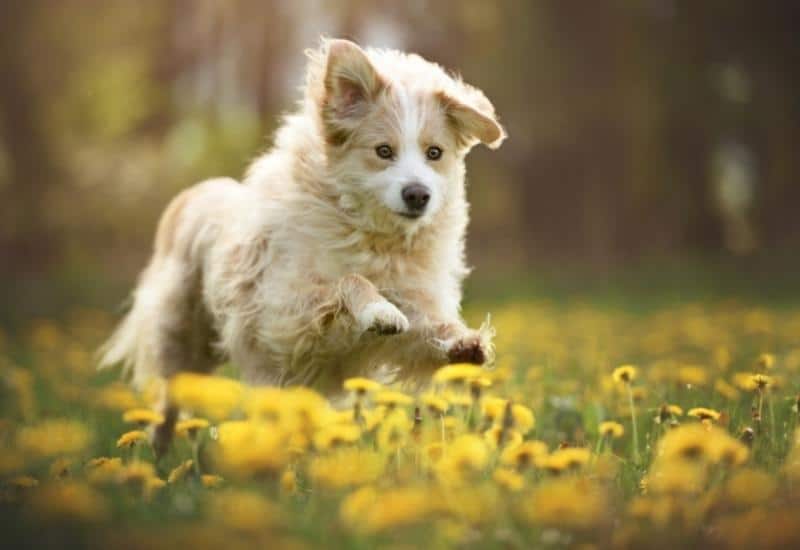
[338,274,410,335]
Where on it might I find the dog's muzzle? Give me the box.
[400,183,431,218]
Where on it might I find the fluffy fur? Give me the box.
[99,38,505,453]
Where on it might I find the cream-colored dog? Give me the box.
[100,38,505,453]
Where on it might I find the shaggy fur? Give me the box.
[99,38,505,454]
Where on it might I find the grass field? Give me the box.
[2,288,800,549]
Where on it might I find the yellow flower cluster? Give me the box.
[3,302,800,547]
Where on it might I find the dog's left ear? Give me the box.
[437,90,506,150]
[321,39,385,143]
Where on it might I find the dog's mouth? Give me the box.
[396,211,424,220]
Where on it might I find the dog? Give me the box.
[100,38,506,454]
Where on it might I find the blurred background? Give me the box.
[1,0,799,325]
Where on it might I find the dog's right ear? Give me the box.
[321,39,385,144]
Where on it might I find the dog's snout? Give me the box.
[401,183,431,212]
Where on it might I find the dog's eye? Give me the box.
[426,146,443,161]
[375,144,394,160]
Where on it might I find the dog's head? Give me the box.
[307,39,505,230]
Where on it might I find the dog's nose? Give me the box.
[401,184,431,212]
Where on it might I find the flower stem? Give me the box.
[627,384,641,465]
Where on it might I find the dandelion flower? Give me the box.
[433,364,484,385]
[500,440,548,469]
[17,419,92,459]
[280,469,297,495]
[116,430,148,449]
[169,373,243,421]
[612,365,638,384]
[755,353,775,371]
[167,460,194,483]
[523,478,608,529]
[537,447,591,473]
[373,390,413,408]
[314,423,362,450]
[201,474,224,488]
[376,409,411,452]
[687,407,721,422]
[214,421,289,477]
[208,490,283,532]
[420,393,449,415]
[483,426,523,450]
[308,448,386,490]
[599,421,625,438]
[122,408,164,426]
[343,377,382,396]
[26,482,108,523]
[750,374,772,390]
[493,467,524,492]
[726,468,777,505]
[175,418,210,439]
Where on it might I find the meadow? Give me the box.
[2,292,800,549]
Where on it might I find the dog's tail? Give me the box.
[97,266,159,389]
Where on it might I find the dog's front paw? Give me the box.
[446,333,487,364]
[358,301,410,335]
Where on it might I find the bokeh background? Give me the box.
[2,0,799,326]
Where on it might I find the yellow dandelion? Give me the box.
[175,417,210,438]
[343,377,382,396]
[169,373,243,421]
[755,353,775,371]
[357,487,432,534]
[645,461,707,495]
[687,407,721,422]
[523,478,608,529]
[280,469,297,495]
[340,486,377,530]
[308,448,386,490]
[483,426,523,450]
[493,467,524,492]
[201,474,224,488]
[715,379,741,401]
[708,434,750,466]
[26,482,108,523]
[116,430,148,449]
[6,475,38,489]
[500,440,548,469]
[509,404,535,434]
[481,397,508,424]
[726,468,777,506]
[599,421,625,438]
[442,390,472,409]
[122,408,164,426]
[677,365,709,386]
[314,423,362,450]
[612,365,638,384]
[373,390,413,408]
[16,419,92,459]
[437,435,489,485]
[85,457,123,485]
[167,460,194,483]
[433,363,484,385]
[655,404,684,424]
[92,383,142,412]
[656,423,709,461]
[750,374,772,390]
[207,490,284,532]
[377,409,411,452]
[420,393,449,415]
[214,420,289,477]
[537,447,591,473]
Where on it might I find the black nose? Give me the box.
[401,184,431,212]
